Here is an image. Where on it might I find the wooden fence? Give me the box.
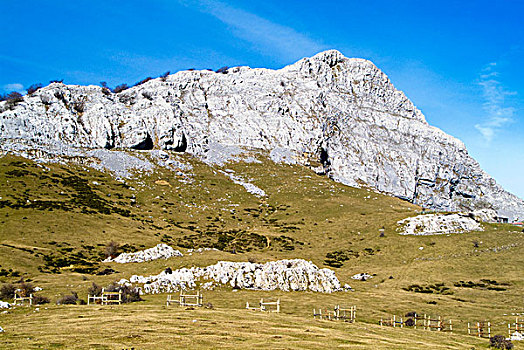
[167,291,203,307]
[313,305,356,322]
[422,315,452,332]
[380,314,452,332]
[246,298,280,313]
[88,288,122,305]
[508,318,523,337]
[13,292,33,306]
[468,321,491,338]
[334,305,356,322]
[313,308,334,320]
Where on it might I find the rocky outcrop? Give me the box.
[397,213,483,235]
[125,259,346,293]
[104,244,183,263]
[470,208,498,223]
[1,50,523,220]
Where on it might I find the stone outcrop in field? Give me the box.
[1,50,523,220]
[397,213,483,235]
[125,259,347,293]
[104,244,183,263]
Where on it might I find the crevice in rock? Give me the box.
[131,134,153,150]
[173,132,187,152]
[320,147,330,167]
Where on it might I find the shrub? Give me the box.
[4,92,24,110]
[96,268,116,276]
[490,335,513,349]
[0,283,16,299]
[49,79,64,84]
[134,77,152,86]
[18,282,34,297]
[142,91,153,100]
[216,66,229,74]
[57,292,78,305]
[121,285,142,303]
[105,241,119,258]
[33,295,50,305]
[99,82,112,95]
[160,71,170,81]
[26,83,43,95]
[87,282,102,297]
[164,267,172,274]
[105,283,142,303]
[113,84,128,93]
[405,318,415,327]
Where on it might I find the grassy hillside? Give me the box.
[0,151,522,349]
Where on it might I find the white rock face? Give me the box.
[104,244,183,263]
[128,259,344,294]
[397,213,483,235]
[470,208,498,223]
[0,301,10,309]
[1,50,523,220]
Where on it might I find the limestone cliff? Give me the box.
[1,50,522,220]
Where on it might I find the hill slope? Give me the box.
[0,151,522,349]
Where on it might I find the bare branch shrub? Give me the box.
[33,295,50,305]
[57,291,79,305]
[0,283,15,299]
[18,282,34,297]
[135,77,152,86]
[160,71,170,81]
[104,241,119,258]
[87,282,102,296]
[27,84,43,95]
[113,84,128,93]
[4,92,24,110]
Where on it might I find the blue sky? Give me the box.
[1,0,523,198]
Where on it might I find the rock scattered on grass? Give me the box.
[351,273,372,281]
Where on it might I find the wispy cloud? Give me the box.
[2,83,24,93]
[179,0,326,62]
[474,62,516,142]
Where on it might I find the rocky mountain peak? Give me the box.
[1,50,523,220]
